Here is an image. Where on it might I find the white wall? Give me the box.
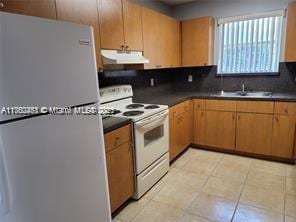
[171,0,294,64]
[133,0,172,16]
[171,0,294,20]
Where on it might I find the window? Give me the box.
[217,10,285,74]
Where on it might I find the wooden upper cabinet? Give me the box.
[271,115,296,158]
[285,2,296,62]
[162,16,181,68]
[142,7,181,69]
[98,0,143,51]
[0,0,57,19]
[171,19,181,67]
[55,0,103,70]
[205,111,236,150]
[182,16,215,67]
[142,7,161,69]
[98,0,124,50]
[122,0,143,51]
[236,113,273,155]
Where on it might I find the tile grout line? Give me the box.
[128,198,152,222]
[230,159,253,222]
[180,153,226,222]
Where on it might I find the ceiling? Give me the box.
[159,0,196,6]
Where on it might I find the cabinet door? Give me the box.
[194,110,206,145]
[178,111,191,150]
[1,0,56,19]
[271,115,296,158]
[122,0,143,51]
[161,16,181,68]
[171,19,181,67]
[169,113,178,161]
[205,111,236,150]
[182,16,214,67]
[142,7,161,69]
[98,0,124,50]
[285,2,296,62]
[106,142,134,212]
[236,113,273,155]
[55,0,103,71]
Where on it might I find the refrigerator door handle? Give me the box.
[0,138,11,215]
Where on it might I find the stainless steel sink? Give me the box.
[212,91,272,98]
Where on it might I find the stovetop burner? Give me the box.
[145,105,160,109]
[126,103,145,109]
[123,110,144,116]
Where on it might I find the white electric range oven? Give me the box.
[99,85,169,199]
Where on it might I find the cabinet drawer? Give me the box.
[170,100,191,117]
[237,101,274,114]
[104,124,131,152]
[274,102,296,115]
[194,99,206,110]
[206,99,236,112]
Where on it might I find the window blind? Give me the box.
[217,11,284,74]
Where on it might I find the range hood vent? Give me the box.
[101,49,149,65]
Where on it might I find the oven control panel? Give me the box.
[99,85,133,104]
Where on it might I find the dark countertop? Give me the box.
[102,116,131,134]
[134,91,296,107]
[102,92,296,132]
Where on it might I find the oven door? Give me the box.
[134,110,169,174]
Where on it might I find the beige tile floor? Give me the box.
[114,148,296,222]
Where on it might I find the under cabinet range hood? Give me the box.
[101,49,149,65]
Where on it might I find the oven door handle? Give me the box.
[135,110,169,128]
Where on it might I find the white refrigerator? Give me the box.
[0,12,111,222]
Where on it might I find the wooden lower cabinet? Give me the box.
[104,125,134,213]
[169,106,191,161]
[271,115,296,158]
[106,142,134,212]
[236,113,273,155]
[194,110,206,145]
[205,111,236,150]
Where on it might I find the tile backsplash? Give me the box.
[98,62,296,94]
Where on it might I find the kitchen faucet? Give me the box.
[241,83,245,93]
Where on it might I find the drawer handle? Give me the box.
[285,108,288,114]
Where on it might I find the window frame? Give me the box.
[216,10,286,76]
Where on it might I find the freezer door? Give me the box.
[0,114,111,222]
[0,12,99,122]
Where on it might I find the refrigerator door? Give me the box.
[0,113,111,222]
[0,12,99,122]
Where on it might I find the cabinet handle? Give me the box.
[285,108,288,114]
[120,45,125,50]
[125,45,129,50]
[0,2,4,8]
[232,114,235,120]
[238,115,240,120]
[275,116,279,122]
[201,111,204,117]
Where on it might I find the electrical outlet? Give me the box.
[150,78,155,87]
[188,75,193,82]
